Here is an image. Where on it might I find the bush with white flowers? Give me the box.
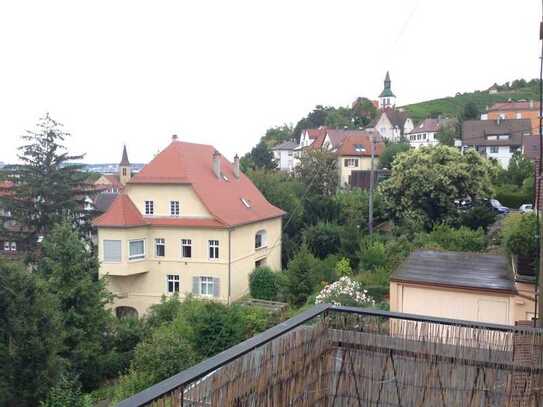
[315,277,375,307]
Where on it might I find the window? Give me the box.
[486,135,497,140]
[103,240,121,262]
[255,230,267,249]
[167,275,180,293]
[145,200,154,215]
[122,168,127,176]
[344,158,359,168]
[498,135,510,140]
[489,146,499,154]
[353,144,365,153]
[199,276,216,296]
[181,239,192,258]
[155,238,165,257]
[516,112,522,119]
[209,240,219,259]
[10,242,16,252]
[241,198,251,208]
[129,239,145,260]
[170,200,180,216]
[3,241,10,252]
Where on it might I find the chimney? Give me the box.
[529,100,534,109]
[233,154,240,179]
[213,150,221,179]
[172,134,178,141]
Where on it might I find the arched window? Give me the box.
[116,306,139,319]
[255,230,267,249]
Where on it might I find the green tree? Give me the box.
[261,124,294,147]
[335,188,385,230]
[334,257,352,277]
[243,141,277,170]
[380,146,494,230]
[0,114,91,254]
[378,142,410,169]
[0,260,64,406]
[285,245,320,306]
[462,102,480,121]
[37,223,113,390]
[295,149,338,197]
[351,97,378,128]
[436,121,459,146]
[506,151,534,187]
[303,222,342,259]
[41,374,92,407]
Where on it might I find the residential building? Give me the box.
[335,132,384,186]
[299,127,327,148]
[0,181,25,257]
[390,250,535,325]
[93,145,132,193]
[271,140,299,172]
[407,118,454,148]
[94,136,285,317]
[462,118,532,168]
[484,100,541,135]
[373,109,414,142]
[378,71,396,110]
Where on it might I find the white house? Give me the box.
[408,118,441,149]
[373,110,414,142]
[271,140,299,172]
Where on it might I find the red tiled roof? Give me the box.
[96,140,285,228]
[304,128,327,140]
[409,118,441,134]
[488,101,540,112]
[93,194,146,227]
[336,134,384,157]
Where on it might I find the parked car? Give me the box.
[489,199,509,214]
[519,204,534,214]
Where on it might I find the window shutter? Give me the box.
[104,240,121,262]
[213,278,220,298]
[192,277,199,294]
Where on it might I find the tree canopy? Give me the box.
[380,146,495,230]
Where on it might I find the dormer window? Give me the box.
[170,201,180,216]
[354,144,365,152]
[241,198,251,208]
[145,200,154,215]
[222,174,229,181]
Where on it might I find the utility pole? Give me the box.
[537,19,543,327]
[368,132,375,237]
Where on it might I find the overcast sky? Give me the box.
[0,0,540,164]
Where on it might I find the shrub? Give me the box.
[41,374,93,407]
[285,245,320,306]
[495,184,531,209]
[426,224,486,252]
[502,213,538,257]
[335,257,352,277]
[315,277,376,307]
[249,266,278,300]
[457,204,497,231]
[359,238,386,271]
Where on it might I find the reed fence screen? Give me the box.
[119,307,543,407]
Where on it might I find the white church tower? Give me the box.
[378,71,396,110]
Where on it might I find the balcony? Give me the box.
[117,304,543,406]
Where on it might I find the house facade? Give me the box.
[408,118,442,148]
[94,137,284,317]
[271,140,299,172]
[484,100,540,136]
[0,180,24,257]
[462,118,532,168]
[373,110,414,142]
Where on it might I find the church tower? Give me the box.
[119,145,131,185]
[378,71,396,110]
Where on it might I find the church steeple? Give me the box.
[119,145,131,185]
[378,71,396,110]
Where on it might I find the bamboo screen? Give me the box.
[153,315,543,406]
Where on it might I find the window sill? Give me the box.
[255,245,268,251]
[128,258,146,262]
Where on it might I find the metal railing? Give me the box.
[117,304,543,407]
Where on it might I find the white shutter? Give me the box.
[213,278,220,298]
[104,240,121,262]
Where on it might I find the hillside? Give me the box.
[402,80,540,121]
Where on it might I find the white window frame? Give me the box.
[10,242,16,252]
[155,238,165,257]
[181,239,192,258]
[255,230,267,250]
[3,241,10,252]
[208,240,219,260]
[128,239,146,261]
[170,200,180,216]
[489,146,499,154]
[144,200,154,215]
[167,274,180,293]
[344,158,359,168]
[200,276,214,296]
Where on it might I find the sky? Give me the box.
[0,0,540,164]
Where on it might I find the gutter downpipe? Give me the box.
[228,228,232,304]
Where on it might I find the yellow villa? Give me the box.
[94,136,284,317]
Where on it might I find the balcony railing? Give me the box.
[117,304,543,406]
